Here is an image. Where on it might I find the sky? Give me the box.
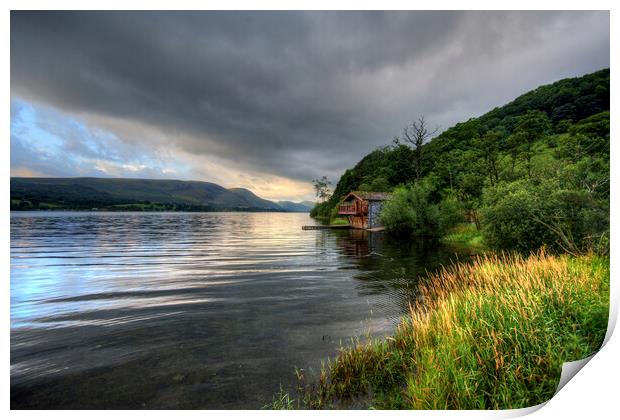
[10,11,610,202]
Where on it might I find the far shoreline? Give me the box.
[10,209,311,213]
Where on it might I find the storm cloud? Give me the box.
[10,11,609,200]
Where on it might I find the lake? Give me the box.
[10,211,476,409]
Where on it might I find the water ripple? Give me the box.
[11,211,474,409]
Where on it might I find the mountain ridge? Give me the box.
[10,177,313,212]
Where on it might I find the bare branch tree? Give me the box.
[401,116,439,181]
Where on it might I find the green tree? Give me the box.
[357,182,372,192]
[312,176,332,203]
[369,176,390,192]
[381,180,463,238]
[481,179,608,254]
[512,111,552,177]
[474,129,503,185]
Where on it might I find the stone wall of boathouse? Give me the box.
[368,201,384,229]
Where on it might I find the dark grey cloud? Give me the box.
[10,11,610,182]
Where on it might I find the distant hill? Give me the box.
[228,187,283,210]
[10,177,310,212]
[276,201,313,212]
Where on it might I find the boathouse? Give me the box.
[338,191,390,230]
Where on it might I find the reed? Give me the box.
[270,251,609,409]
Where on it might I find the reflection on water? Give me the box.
[11,212,476,409]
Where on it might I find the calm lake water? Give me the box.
[11,211,476,409]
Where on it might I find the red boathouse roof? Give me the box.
[342,191,390,202]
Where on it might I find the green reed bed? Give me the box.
[269,251,609,409]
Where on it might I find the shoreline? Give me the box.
[10,209,311,213]
[270,251,609,409]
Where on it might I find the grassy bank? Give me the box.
[270,251,609,409]
[441,223,484,248]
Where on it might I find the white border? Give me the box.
[3,2,616,419]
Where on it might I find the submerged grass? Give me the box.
[269,251,609,409]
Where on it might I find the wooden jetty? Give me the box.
[366,226,385,232]
[302,224,352,230]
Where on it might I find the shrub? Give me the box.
[480,179,609,254]
[381,180,463,238]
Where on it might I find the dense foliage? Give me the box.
[312,68,609,253]
[481,179,609,254]
[380,179,462,238]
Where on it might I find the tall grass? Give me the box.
[271,251,609,409]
